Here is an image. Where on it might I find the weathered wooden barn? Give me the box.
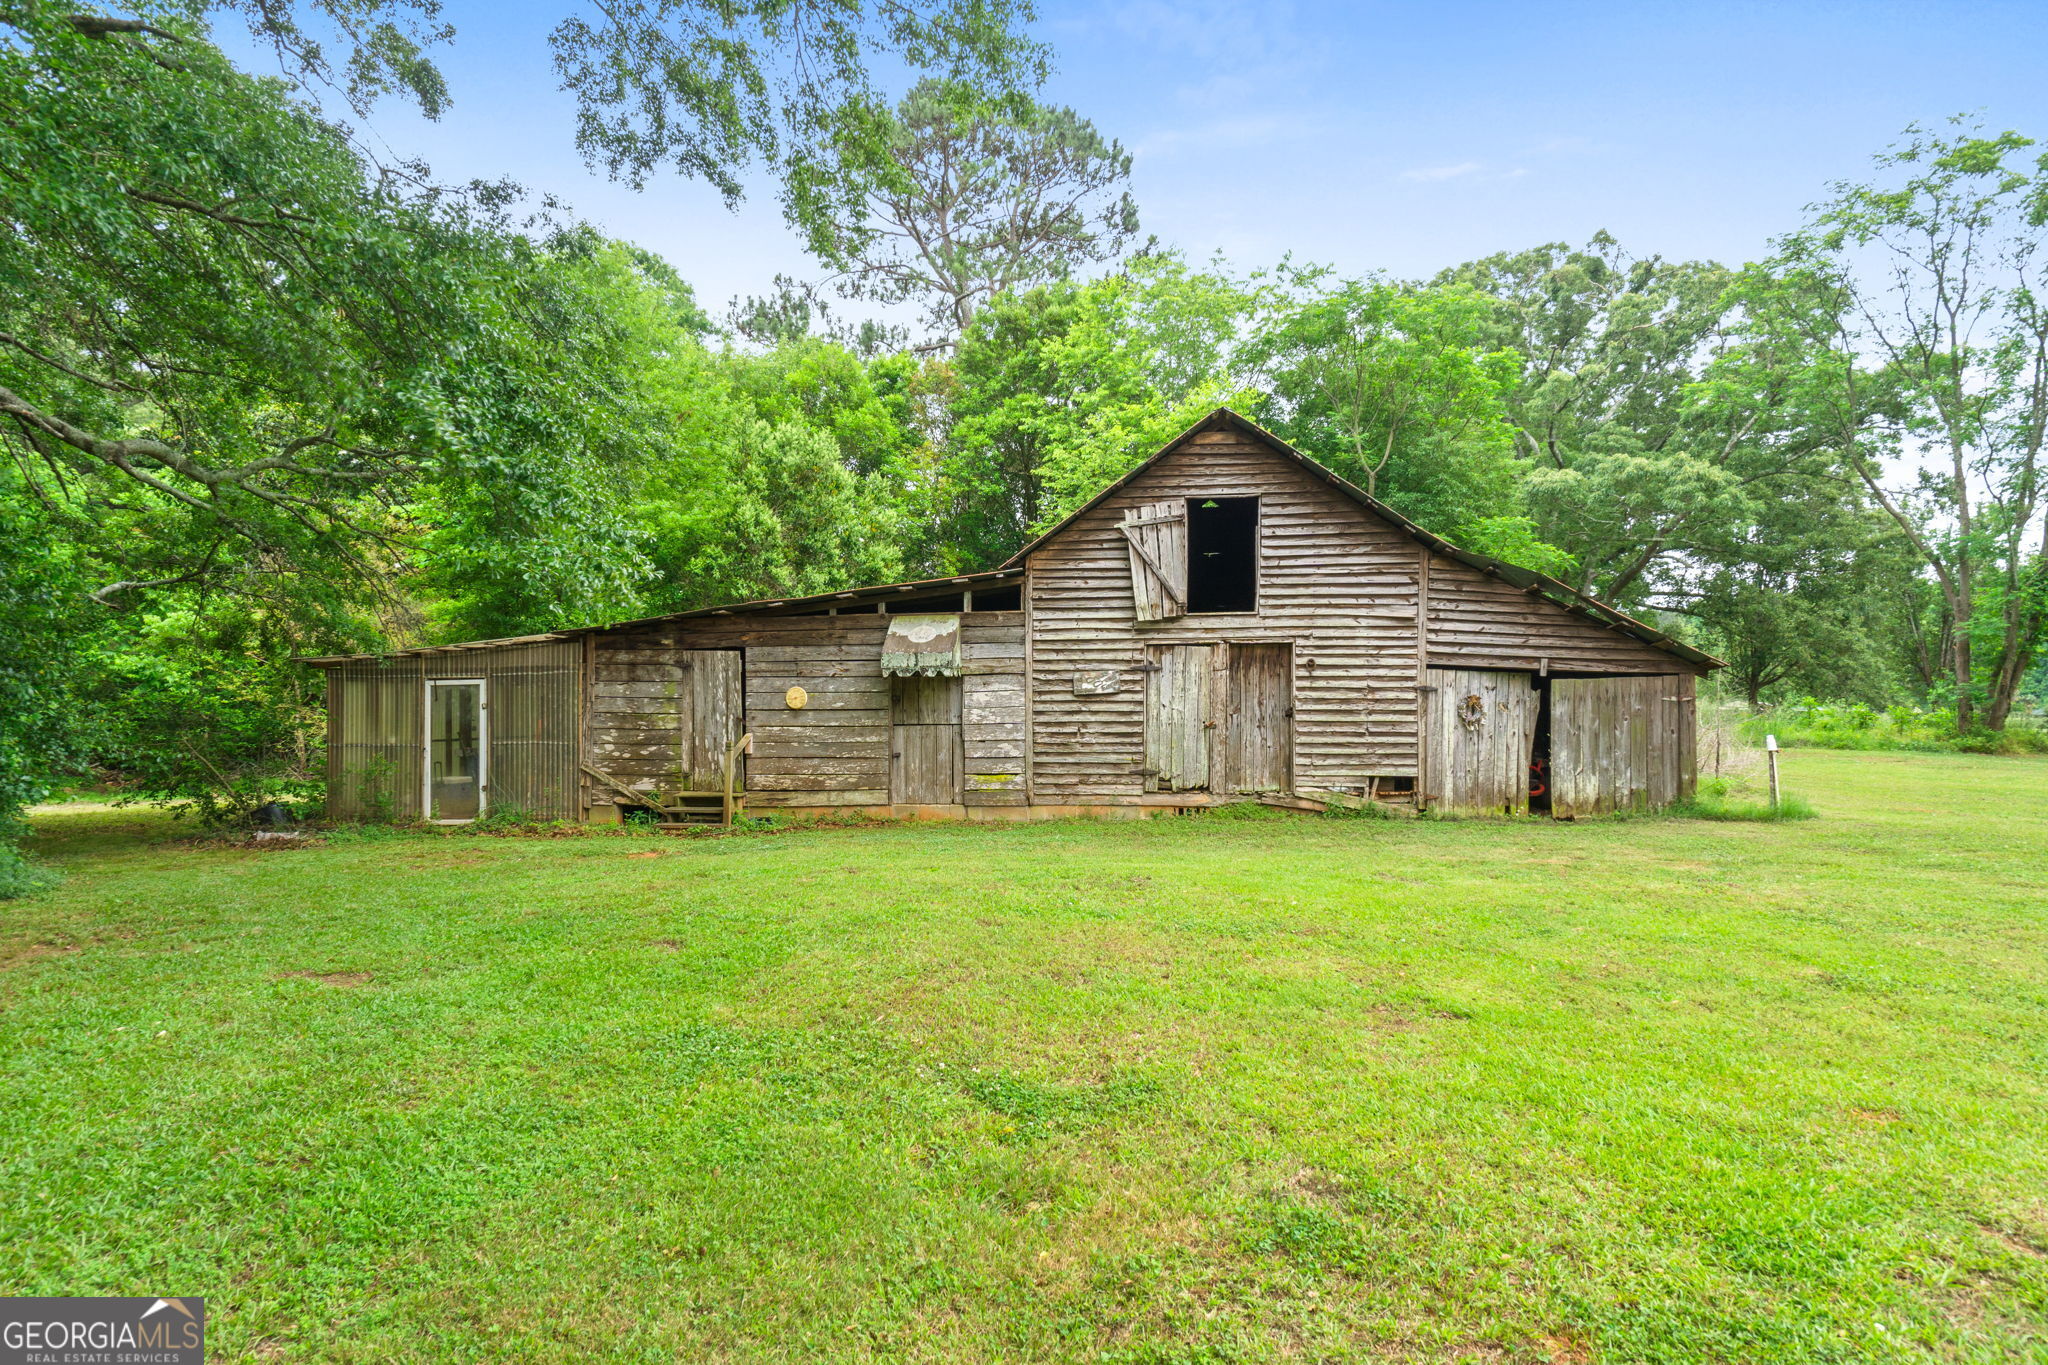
[307,409,1720,823]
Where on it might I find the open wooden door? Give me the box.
[891,674,963,805]
[1226,643,1293,793]
[1119,502,1188,621]
[1144,644,1214,792]
[679,650,744,791]
[1421,668,1539,815]
[1550,674,1696,816]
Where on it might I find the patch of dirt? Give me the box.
[1287,1166,1347,1202]
[1846,1106,1901,1125]
[0,942,79,971]
[651,939,683,952]
[1541,1331,1592,1364]
[625,851,663,859]
[280,971,373,988]
[250,1339,287,1359]
[1978,1220,2047,1260]
[1365,1003,1422,1032]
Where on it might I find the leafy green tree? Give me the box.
[1664,488,1909,708]
[1765,119,2048,730]
[721,338,920,480]
[1247,267,1536,555]
[0,11,651,624]
[551,0,1049,252]
[637,418,906,608]
[88,604,331,823]
[1437,236,1762,601]
[811,78,1139,343]
[0,481,97,894]
[935,255,1253,567]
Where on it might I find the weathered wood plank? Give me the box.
[747,756,891,776]
[745,689,886,711]
[749,733,891,758]
[1421,668,1537,815]
[1550,674,1695,815]
[741,707,888,727]
[746,789,890,807]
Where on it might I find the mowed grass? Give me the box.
[3,753,2047,1364]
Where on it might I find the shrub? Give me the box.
[1728,698,2043,754]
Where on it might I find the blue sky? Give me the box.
[302,0,2048,320]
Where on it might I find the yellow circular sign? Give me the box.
[785,686,809,710]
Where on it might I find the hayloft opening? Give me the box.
[1186,497,1257,613]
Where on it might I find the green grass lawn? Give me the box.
[4,751,2046,1363]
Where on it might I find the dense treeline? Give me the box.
[3,1,2045,885]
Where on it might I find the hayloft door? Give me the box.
[1226,643,1293,792]
[892,674,963,805]
[678,650,744,791]
[1144,644,1214,791]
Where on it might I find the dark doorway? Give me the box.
[1187,497,1258,613]
[1529,676,1553,815]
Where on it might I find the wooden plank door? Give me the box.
[1550,674,1696,816]
[1144,644,1214,791]
[1421,668,1539,814]
[892,674,963,805]
[679,649,744,790]
[1119,501,1188,621]
[1226,643,1293,793]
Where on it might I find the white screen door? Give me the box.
[426,679,485,821]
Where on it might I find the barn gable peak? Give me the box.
[1002,406,1719,671]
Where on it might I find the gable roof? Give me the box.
[307,407,1719,671]
[1000,408,1722,671]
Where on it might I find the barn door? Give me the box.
[1144,644,1214,791]
[679,650,744,791]
[1421,668,1538,815]
[1119,501,1188,621]
[1550,675,1697,816]
[1226,643,1293,793]
[892,674,963,805]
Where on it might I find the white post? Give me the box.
[1765,733,1781,810]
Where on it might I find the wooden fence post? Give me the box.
[1765,733,1781,810]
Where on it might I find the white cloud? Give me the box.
[1401,161,1483,182]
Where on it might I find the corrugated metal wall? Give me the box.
[324,638,583,822]
[480,639,582,819]
[328,657,425,820]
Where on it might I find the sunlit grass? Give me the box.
[3,751,2046,1362]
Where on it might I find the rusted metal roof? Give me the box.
[997,408,1724,671]
[298,568,1022,665]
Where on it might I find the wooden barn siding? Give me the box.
[1025,432,1425,800]
[1551,674,1698,816]
[582,613,1025,812]
[1425,556,1706,676]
